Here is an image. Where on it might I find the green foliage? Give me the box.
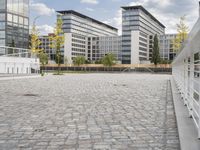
[101,53,116,67]
[39,51,48,66]
[50,16,64,74]
[64,56,68,65]
[172,16,189,52]
[95,60,102,64]
[160,59,172,64]
[152,34,160,65]
[73,56,86,66]
[38,51,48,76]
[30,24,42,54]
[85,60,92,64]
[55,53,64,64]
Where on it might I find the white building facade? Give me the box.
[57,10,119,64]
[121,6,165,64]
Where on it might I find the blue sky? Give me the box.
[30,0,200,35]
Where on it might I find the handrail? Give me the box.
[172,16,200,139]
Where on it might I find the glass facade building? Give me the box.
[88,36,122,62]
[121,6,165,64]
[0,0,29,52]
[57,10,118,64]
[159,34,177,61]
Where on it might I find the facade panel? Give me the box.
[121,6,165,64]
[0,0,29,53]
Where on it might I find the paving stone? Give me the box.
[0,73,180,149]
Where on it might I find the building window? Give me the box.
[0,0,6,9]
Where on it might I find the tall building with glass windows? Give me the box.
[121,5,165,64]
[0,0,29,52]
[159,34,177,61]
[88,36,122,62]
[57,10,118,64]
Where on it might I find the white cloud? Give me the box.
[127,0,198,33]
[103,9,122,35]
[81,0,99,5]
[30,2,55,16]
[37,25,54,35]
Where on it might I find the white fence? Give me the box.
[0,46,40,74]
[172,16,200,138]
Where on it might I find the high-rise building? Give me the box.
[88,36,122,62]
[159,34,177,61]
[121,5,165,64]
[0,0,29,52]
[38,34,56,61]
[57,10,118,64]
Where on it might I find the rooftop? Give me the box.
[57,10,118,31]
[121,5,166,28]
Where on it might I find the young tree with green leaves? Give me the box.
[172,16,189,52]
[30,23,42,54]
[49,16,65,74]
[152,34,160,66]
[101,53,116,67]
[73,56,86,66]
[39,51,48,76]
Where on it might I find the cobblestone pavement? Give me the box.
[0,73,180,150]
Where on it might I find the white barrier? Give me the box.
[172,11,200,138]
[0,46,40,74]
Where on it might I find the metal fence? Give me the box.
[0,46,40,74]
[172,16,200,138]
[0,46,34,58]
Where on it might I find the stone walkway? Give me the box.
[0,73,180,150]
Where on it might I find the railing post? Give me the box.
[189,54,194,117]
[184,59,187,105]
[198,74,200,139]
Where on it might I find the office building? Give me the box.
[38,34,56,61]
[0,0,29,54]
[159,34,177,61]
[121,5,165,64]
[57,10,118,64]
[88,36,122,62]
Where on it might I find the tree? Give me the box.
[49,16,65,74]
[64,56,68,66]
[101,53,116,67]
[73,56,86,66]
[39,51,48,75]
[172,16,189,52]
[152,34,160,66]
[30,23,42,54]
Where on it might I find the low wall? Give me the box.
[41,66,172,73]
[0,57,40,74]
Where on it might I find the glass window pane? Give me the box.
[0,14,5,21]
[0,31,5,38]
[7,14,12,22]
[0,22,5,29]
[0,0,6,10]
[13,15,18,23]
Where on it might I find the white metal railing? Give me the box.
[0,46,34,58]
[0,46,40,74]
[172,16,200,138]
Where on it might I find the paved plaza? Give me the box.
[0,73,180,150]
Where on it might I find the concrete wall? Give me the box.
[64,33,72,64]
[131,31,140,64]
[0,57,40,74]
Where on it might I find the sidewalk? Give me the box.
[171,78,200,150]
[0,74,40,80]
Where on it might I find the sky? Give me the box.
[30,0,200,35]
